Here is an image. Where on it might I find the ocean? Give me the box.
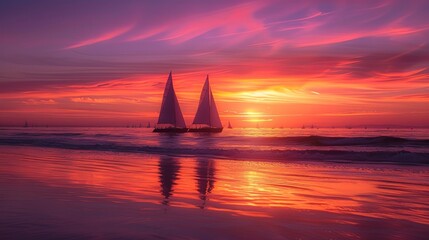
[1,127,428,239]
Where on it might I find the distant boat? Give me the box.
[227,121,232,129]
[153,72,188,133]
[189,75,223,133]
[24,121,28,128]
[147,122,151,128]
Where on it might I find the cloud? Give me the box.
[294,25,429,47]
[70,97,142,104]
[64,24,134,49]
[127,25,167,41]
[22,99,56,105]
[129,2,266,44]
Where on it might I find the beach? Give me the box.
[1,128,428,239]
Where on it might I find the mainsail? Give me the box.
[191,75,223,130]
[154,72,187,131]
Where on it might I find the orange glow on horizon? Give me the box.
[1,71,428,127]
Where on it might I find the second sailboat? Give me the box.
[189,75,223,133]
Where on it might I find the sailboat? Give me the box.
[189,75,223,133]
[153,72,188,133]
[227,121,232,129]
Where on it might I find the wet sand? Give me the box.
[1,146,428,239]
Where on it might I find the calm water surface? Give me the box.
[1,140,428,239]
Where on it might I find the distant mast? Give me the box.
[227,121,232,129]
[153,72,188,133]
[189,75,223,132]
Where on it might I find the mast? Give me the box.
[208,75,211,127]
[208,75,222,128]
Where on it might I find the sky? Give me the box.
[1,0,428,127]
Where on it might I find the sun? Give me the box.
[242,110,272,123]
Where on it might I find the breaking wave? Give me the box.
[1,132,428,165]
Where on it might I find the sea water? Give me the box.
[0,127,428,239]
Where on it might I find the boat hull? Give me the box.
[188,127,223,133]
[153,128,189,133]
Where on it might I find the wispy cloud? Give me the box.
[22,99,56,105]
[64,24,134,49]
[129,2,266,44]
[70,97,142,104]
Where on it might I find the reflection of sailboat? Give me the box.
[154,72,188,133]
[189,75,223,133]
[196,158,216,209]
[158,156,180,205]
[227,121,232,129]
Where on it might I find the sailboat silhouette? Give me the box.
[153,72,188,133]
[189,75,223,133]
[227,121,232,129]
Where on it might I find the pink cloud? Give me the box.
[129,2,266,44]
[127,25,168,41]
[22,99,56,105]
[70,97,143,104]
[64,24,134,49]
[294,25,429,47]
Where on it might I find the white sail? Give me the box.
[192,75,222,128]
[156,72,186,128]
